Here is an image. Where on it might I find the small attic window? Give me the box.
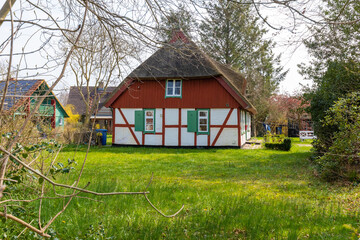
[165,79,182,98]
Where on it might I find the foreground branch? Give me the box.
[0,212,51,238]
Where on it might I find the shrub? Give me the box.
[315,92,360,182]
[265,138,292,151]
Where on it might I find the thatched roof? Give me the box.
[67,86,117,116]
[106,31,256,114]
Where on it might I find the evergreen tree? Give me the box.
[157,4,197,42]
[300,0,360,181]
[199,0,287,136]
[300,0,360,82]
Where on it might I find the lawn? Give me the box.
[33,140,360,238]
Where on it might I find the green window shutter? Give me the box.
[187,110,197,132]
[134,110,144,132]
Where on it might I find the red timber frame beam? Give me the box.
[211,108,234,146]
[51,99,56,129]
[114,108,140,145]
[238,107,241,147]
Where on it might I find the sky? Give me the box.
[0,0,320,96]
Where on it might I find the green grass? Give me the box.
[27,142,360,238]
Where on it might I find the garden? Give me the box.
[11,138,358,239]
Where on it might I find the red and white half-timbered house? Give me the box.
[105,31,256,147]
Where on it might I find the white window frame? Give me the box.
[166,79,182,98]
[144,109,155,133]
[197,109,209,134]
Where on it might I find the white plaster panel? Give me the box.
[227,109,238,125]
[122,108,141,124]
[165,109,178,125]
[181,128,194,146]
[114,127,137,145]
[241,110,245,135]
[165,128,178,146]
[132,127,142,144]
[182,109,194,125]
[210,109,229,125]
[197,134,208,146]
[247,113,252,140]
[210,128,220,145]
[241,132,246,146]
[145,134,162,146]
[155,108,162,133]
[115,108,125,124]
[216,128,238,146]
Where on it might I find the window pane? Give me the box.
[200,119,207,124]
[175,80,181,87]
[146,125,153,131]
[175,88,180,95]
[146,118,153,124]
[146,111,153,117]
[199,111,207,117]
[167,87,173,96]
[199,125,207,131]
[167,80,173,87]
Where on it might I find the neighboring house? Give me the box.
[0,79,68,128]
[105,31,256,147]
[66,83,117,133]
[267,95,312,137]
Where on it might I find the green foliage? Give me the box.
[264,132,285,143]
[303,60,360,173]
[0,138,75,238]
[157,4,197,42]
[199,0,287,136]
[300,0,360,82]
[300,1,360,179]
[265,138,292,151]
[315,92,360,182]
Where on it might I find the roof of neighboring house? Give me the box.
[0,79,68,117]
[106,31,256,114]
[66,86,117,116]
[0,79,43,110]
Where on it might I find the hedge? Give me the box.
[264,138,292,151]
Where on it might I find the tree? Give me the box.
[67,19,133,127]
[316,92,360,182]
[296,0,360,181]
[199,0,287,136]
[157,4,197,42]
[268,94,309,129]
[0,1,183,237]
[299,0,360,82]
[304,61,360,157]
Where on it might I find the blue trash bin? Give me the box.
[95,129,108,145]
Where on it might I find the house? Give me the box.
[0,79,68,128]
[66,83,117,133]
[105,31,256,147]
[267,94,312,137]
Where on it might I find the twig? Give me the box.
[143,194,184,218]
[0,212,51,237]
[18,219,34,238]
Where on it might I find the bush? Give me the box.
[315,92,360,182]
[265,138,292,151]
